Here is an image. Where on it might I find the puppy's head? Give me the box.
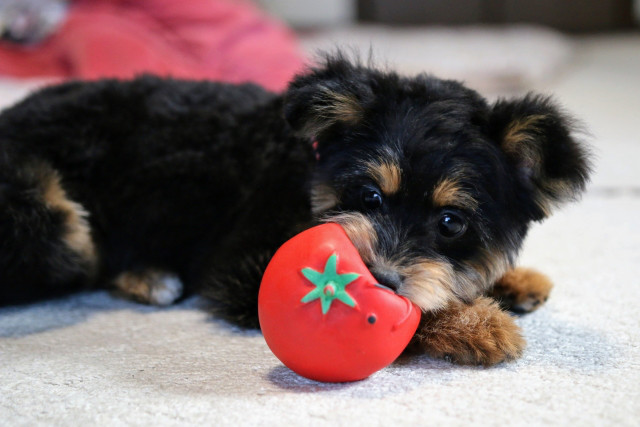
[284,54,591,312]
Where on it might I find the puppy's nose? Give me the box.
[369,267,403,293]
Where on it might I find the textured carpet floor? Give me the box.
[1,30,639,426]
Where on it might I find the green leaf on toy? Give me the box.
[300,253,359,314]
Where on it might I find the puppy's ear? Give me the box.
[284,56,375,139]
[489,94,592,220]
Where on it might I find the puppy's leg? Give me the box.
[488,267,553,314]
[409,297,525,366]
[0,162,97,304]
[113,270,183,306]
[196,250,273,329]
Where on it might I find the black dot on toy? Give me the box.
[368,314,377,324]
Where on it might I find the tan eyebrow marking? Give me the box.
[432,178,479,211]
[366,161,402,195]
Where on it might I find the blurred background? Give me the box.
[263,0,638,30]
[0,0,638,189]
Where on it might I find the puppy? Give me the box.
[0,54,590,366]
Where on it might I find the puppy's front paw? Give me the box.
[113,270,183,306]
[490,267,553,313]
[411,297,525,366]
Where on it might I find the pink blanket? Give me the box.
[0,0,306,91]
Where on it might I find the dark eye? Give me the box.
[361,188,383,210]
[438,210,467,239]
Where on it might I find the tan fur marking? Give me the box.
[409,296,525,366]
[399,259,457,312]
[535,179,577,218]
[534,198,553,218]
[464,248,513,293]
[490,267,553,313]
[303,88,364,137]
[366,161,402,195]
[113,270,183,306]
[323,212,377,264]
[398,249,511,312]
[432,178,478,211]
[315,89,364,125]
[310,184,339,215]
[502,114,547,155]
[40,168,96,267]
[114,271,153,302]
[502,114,579,218]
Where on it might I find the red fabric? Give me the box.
[0,0,306,91]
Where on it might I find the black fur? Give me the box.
[0,55,591,330]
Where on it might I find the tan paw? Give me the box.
[490,267,553,313]
[412,297,525,366]
[113,270,183,306]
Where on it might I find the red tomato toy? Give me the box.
[258,223,421,382]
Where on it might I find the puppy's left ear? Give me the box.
[489,94,592,220]
[283,56,375,139]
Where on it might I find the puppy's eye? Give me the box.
[361,188,383,210]
[438,210,467,239]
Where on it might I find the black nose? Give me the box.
[369,267,403,292]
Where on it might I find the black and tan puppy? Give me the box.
[0,55,590,365]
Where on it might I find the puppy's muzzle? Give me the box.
[369,266,403,293]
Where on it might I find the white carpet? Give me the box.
[1,30,640,426]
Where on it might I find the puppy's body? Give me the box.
[0,78,313,319]
[0,57,590,365]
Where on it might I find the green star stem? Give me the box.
[300,253,359,314]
